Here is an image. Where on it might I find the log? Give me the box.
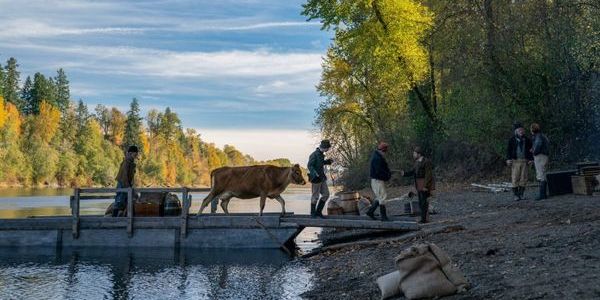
[301,225,465,259]
[281,217,419,231]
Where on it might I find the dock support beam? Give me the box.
[127,188,133,237]
[71,188,80,239]
[181,191,190,238]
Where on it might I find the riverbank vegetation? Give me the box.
[0,58,292,187]
[303,0,599,188]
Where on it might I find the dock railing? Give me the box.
[71,187,211,239]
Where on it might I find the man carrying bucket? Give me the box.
[113,145,139,217]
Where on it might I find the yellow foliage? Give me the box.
[0,98,7,129]
[139,131,150,156]
[4,102,22,136]
[36,101,61,143]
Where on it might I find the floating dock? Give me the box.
[0,188,419,250]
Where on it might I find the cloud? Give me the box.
[0,19,148,38]
[0,18,320,39]
[4,43,323,80]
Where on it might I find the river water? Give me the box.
[0,187,319,299]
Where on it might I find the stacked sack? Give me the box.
[376,242,469,300]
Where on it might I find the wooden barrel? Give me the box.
[338,192,359,214]
[163,194,182,216]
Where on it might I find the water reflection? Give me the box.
[0,247,313,299]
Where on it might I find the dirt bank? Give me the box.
[299,186,600,299]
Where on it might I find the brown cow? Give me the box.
[198,164,306,216]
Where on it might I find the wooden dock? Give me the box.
[0,187,420,250]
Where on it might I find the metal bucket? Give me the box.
[163,194,182,216]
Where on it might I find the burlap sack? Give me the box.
[376,271,402,300]
[394,243,459,299]
[429,243,469,292]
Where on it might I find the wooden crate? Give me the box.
[571,175,594,196]
[134,202,161,217]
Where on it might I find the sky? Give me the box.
[0,0,331,164]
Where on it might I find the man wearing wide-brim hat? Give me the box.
[307,139,333,217]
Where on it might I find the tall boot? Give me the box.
[519,187,526,200]
[512,187,520,201]
[379,205,390,222]
[542,181,548,199]
[366,200,380,220]
[310,202,317,217]
[315,200,326,218]
[419,192,429,223]
[536,181,547,200]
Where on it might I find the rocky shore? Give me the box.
[298,186,600,299]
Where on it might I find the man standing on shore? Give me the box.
[507,123,533,201]
[113,145,139,217]
[366,142,392,221]
[402,146,434,223]
[307,140,333,217]
[531,123,550,200]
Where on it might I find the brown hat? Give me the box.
[377,142,389,152]
[413,146,423,155]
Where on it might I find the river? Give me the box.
[0,187,318,299]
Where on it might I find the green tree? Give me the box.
[54,68,70,112]
[20,76,33,114]
[3,57,22,109]
[0,63,5,96]
[29,72,57,114]
[123,98,143,151]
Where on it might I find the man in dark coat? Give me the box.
[507,122,534,200]
[113,145,139,217]
[307,140,333,217]
[402,146,434,223]
[366,142,392,221]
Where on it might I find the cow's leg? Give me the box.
[219,192,234,214]
[198,191,218,215]
[274,195,286,216]
[259,194,267,216]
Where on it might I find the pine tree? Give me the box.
[123,98,143,151]
[0,63,5,96]
[30,72,57,113]
[3,58,22,109]
[20,76,33,114]
[75,100,89,130]
[54,68,70,112]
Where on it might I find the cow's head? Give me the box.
[290,164,306,185]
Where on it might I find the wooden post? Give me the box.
[181,190,190,239]
[72,188,80,239]
[127,187,133,237]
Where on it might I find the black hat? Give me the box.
[127,145,139,153]
[319,140,331,149]
[512,122,523,131]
